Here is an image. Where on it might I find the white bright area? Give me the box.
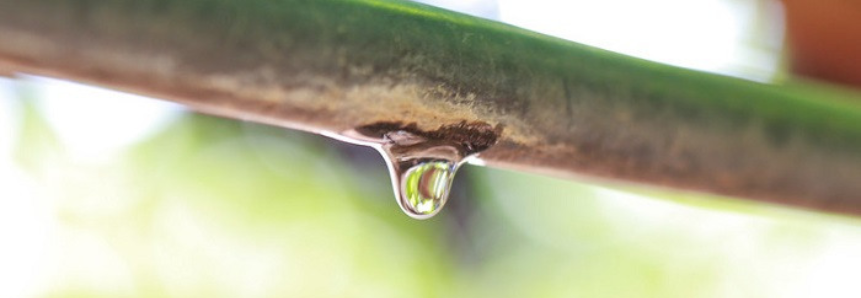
[417,0,784,81]
[1,1,859,298]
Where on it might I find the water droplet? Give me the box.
[367,129,473,220]
[379,138,467,219]
[324,122,499,219]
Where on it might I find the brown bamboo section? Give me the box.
[2,0,861,215]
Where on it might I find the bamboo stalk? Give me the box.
[2,0,861,215]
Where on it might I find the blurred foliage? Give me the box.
[4,81,861,298]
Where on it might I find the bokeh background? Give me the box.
[2,0,861,297]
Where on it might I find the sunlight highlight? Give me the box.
[498,0,784,81]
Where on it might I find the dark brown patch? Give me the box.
[355,121,502,152]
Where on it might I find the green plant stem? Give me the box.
[1,0,861,215]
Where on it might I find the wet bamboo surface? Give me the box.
[2,0,861,215]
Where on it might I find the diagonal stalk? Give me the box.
[2,0,861,215]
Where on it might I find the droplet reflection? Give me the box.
[399,159,458,217]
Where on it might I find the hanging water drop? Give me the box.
[378,131,468,219]
[324,121,500,220]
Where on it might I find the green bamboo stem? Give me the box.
[1,0,861,215]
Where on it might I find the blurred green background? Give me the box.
[3,76,861,298]
[2,0,861,298]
